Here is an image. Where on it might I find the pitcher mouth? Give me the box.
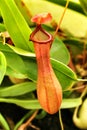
[30,25,53,44]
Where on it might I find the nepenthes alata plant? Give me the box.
[30,1,69,114]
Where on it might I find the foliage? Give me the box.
[0,0,87,129]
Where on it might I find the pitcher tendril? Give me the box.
[30,13,62,114]
[53,0,69,40]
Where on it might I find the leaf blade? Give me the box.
[61,98,82,109]
[0,82,36,97]
[50,38,70,65]
[0,0,32,50]
[0,97,81,109]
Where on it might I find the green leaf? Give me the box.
[51,58,77,90]
[22,57,37,81]
[6,68,26,79]
[0,82,36,97]
[0,44,34,78]
[0,97,81,109]
[0,44,28,78]
[6,66,26,79]
[0,113,10,130]
[0,35,35,58]
[50,37,70,64]
[0,0,33,51]
[0,98,41,109]
[7,44,35,57]
[61,97,82,109]
[3,51,26,75]
[0,51,6,84]
[0,43,13,53]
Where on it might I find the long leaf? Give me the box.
[0,44,34,78]
[3,51,26,75]
[0,0,33,51]
[0,82,36,97]
[51,58,77,90]
[61,98,82,109]
[6,66,26,79]
[0,97,82,109]
[7,44,35,57]
[0,98,41,109]
[50,37,70,64]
